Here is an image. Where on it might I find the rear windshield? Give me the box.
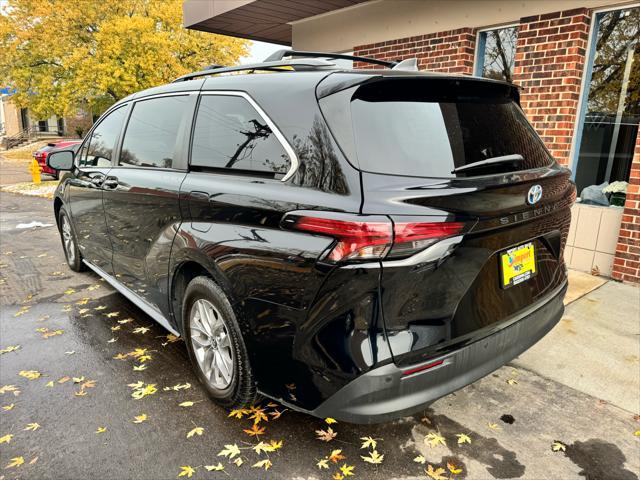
[323,78,552,177]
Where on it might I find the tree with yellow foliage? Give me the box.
[0,0,249,118]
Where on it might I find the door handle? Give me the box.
[103,177,119,189]
[90,176,105,186]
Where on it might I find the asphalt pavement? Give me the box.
[0,190,638,480]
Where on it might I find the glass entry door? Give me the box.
[573,6,639,197]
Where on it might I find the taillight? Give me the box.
[290,215,393,262]
[283,212,466,263]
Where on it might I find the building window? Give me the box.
[573,6,639,205]
[475,26,518,83]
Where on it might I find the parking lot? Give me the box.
[0,188,639,480]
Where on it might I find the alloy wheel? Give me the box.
[189,298,235,389]
[61,215,75,264]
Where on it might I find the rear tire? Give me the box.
[182,276,256,408]
[58,206,85,272]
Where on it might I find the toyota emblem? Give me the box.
[527,184,543,205]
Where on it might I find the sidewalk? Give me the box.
[514,270,640,413]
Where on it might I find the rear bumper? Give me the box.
[311,280,567,424]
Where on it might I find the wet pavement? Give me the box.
[0,191,639,480]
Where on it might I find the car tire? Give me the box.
[182,276,256,408]
[58,206,85,272]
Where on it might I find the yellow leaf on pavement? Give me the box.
[186,426,203,438]
[5,456,24,469]
[177,466,195,478]
[329,449,345,463]
[360,436,378,449]
[317,458,329,469]
[325,417,337,424]
[95,426,107,434]
[425,432,446,448]
[0,345,20,354]
[2,404,15,411]
[252,459,272,470]
[315,427,337,442]
[228,408,250,419]
[204,463,225,471]
[133,414,148,424]
[361,450,384,464]
[447,462,463,474]
[339,464,355,477]
[178,401,195,408]
[243,424,265,437]
[552,441,567,452]
[413,455,426,464]
[218,444,241,459]
[0,434,13,444]
[456,433,471,444]
[426,464,448,480]
[24,423,40,431]
[18,370,41,380]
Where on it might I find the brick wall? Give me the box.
[513,8,591,167]
[612,130,640,284]
[354,28,476,74]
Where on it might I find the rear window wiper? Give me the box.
[451,154,524,174]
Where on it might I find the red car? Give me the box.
[34,140,82,179]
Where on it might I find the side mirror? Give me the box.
[47,150,74,171]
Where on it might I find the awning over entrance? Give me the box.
[182,0,369,45]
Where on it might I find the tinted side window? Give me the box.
[80,106,127,167]
[119,96,190,169]
[191,95,290,174]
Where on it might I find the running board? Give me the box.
[82,260,180,336]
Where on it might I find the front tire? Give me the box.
[58,206,85,272]
[182,276,256,408]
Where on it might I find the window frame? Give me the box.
[474,23,519,80]
[112,92,198,172]
[75,102,130,169]
[188,90,299,181]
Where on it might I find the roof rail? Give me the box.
[172,58,336,83]
[264,49,397,68]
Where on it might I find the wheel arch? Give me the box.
[169,252,238,336]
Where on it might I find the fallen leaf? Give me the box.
[94,305,107,311]
[58,376,71,384]
[329,449,345,463]
[268,439,283,451]
[5,456,24,469]
[95,426,107,434]
[0,434,13,444]
[133,327,150,334]
[64,288,75,295]
[507,378,518,385]
[413,455,426,464]
[332,474,344,480]
[360,436,378,450]
[228,408,250,419]
[163,383,191,392]
[325,417,338,424]
[72,376,85,384]
[18,370,41,380]
[2,404,15,411]
[107,338,118,343]
[81,380,96,389]
[339,464,355,477]
[317,458,329,469]
[74,390,87,397]
[253,441,275,454]
[64,351,76,355]
[177,466,195,478]
[425,464,448,480]
[315,427,337,442]
[204,463,225,471]
[105,311,120,318]
[133,414,148,424]
[179,401,196,408]
[456,433,471,444]
[0,385,20,395]
[24,423,40,431]
[487,423,501,430]
[243,424,265,437]
[425,431,446,448]
[269,409,283,420]
[118,318,134,324]
[218,444,241,459]
[552,441,567,452]
[111,326,121,332]
[0,345,21,354]
[233,458,243,467]
[249,407,268,424]
[133,365,147,371]
[130,383,157,400]
[252,459,272,470]
[447,462,463,474]
[186,426,204,438]
[634,430,640,437]
[87,284,100,291]
[76,298,90,305]
[361,450,384,464]
[45,381,54,387]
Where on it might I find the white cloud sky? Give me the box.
[240,40,290,65]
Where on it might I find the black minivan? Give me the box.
[48,51,575,424]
